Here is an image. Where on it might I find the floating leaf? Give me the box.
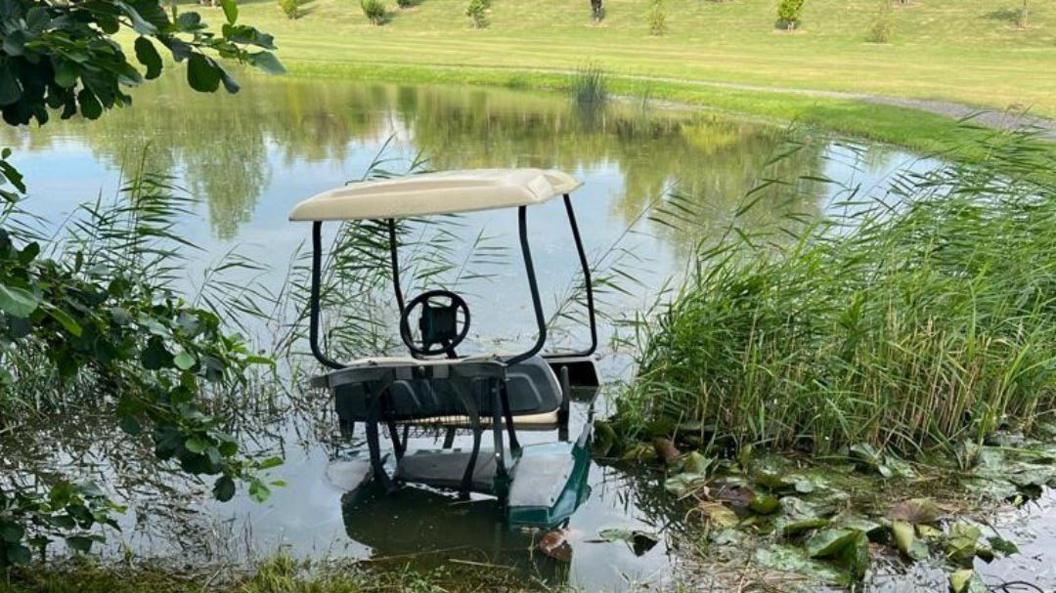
[597,528,659,556]
[749,493,781,515]
[949,569,988,593]
[889,498,941,524]
[945,522,982,567]
[781,517,830,537]
[892,520,929,561]
[696,501,739,528]
[987,536,1019,556]
[806,528,858,558]
[679,450,711,475]
[754,544,848,585]
[664,472,708,498]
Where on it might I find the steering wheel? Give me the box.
[399,290,471,357]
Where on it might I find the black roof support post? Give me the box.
[507,206,547,366]
[310,221,345,370]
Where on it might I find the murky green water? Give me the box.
[14,74,1051,591]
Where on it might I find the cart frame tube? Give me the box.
[547,193,598,358]
[310,221,345,370]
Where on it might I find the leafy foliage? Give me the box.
[465,0,489,28]
[0,173,273,566]
[361,0,387,24]
[647,0,667,35]
[776,0,806,30]
[0,0,282,127]
[279,0,302,19]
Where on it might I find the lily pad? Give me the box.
[806,528,858,558]
[749,493,781,515]
[680,451,713,475]
[780,517,831,537]
[949,569,988,593]
[664,472,709,498]
[754,544,848,585]
[892,520,929,561]
[945,522,983,567]
[889,498,942,524]
[696,501,739,528]
[597,528,659,556]
[834,514,883,538]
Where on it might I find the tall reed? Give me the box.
[618,128,1056,456]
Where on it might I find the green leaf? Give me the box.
[185,436,210,454]
[44,304,83,337]
[892,520,929,561]
[173,350,196,370]
[0,64,23,106]
[186,53,221,93]
[987,535,1019,556]
[4,543,30,564]
[65,535,93,553]
[213,476,236,502]
[0,522,24,544]
[248,51,285,75]
[118,415,141,436]
[805,528,858,558]
[220,0,239,24]
[0,282,38,317]
[77,88,102,120]
[134,37,162,80]
[248,479,270,503]
[116,1,158,34]
[258,456,283,469]
[949,569,988,593]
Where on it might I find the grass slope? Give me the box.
[192,0,1056,152]
[227,0,1056,111]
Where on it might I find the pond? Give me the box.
[14,73,1049,592]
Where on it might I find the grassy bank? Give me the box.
[616,129,1056,456]
[274,60,1011,159]
[185,0,1056,153]
[0,557,548,593]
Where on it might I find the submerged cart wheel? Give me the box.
[399,290,471,357]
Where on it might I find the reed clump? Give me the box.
[619,130,1056,457]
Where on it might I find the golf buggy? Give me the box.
[290,168,600,528]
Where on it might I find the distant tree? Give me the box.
[776,0,806,30]
[591,0,604,22]
[647,0,667,35]
[1017,0,1029,27]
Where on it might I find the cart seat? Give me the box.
[314,354,562,423]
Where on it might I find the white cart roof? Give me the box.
[288,168,582,222]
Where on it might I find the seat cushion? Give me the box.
[329,355,562,422]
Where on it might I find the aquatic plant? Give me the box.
[619,126,1056,457]
[570,63,609,109]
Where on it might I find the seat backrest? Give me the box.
[328,355,562,423]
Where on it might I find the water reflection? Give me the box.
[3,74,829,246]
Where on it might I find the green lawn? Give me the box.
[226,0,1056,117]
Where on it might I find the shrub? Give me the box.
[396,0,414,8]
[775,0,805,30]
[278,0,300,18]
[571,63,608,107]
[647,0,667,35]
[866,0,892,42]
[1016,0,1029,28]
[360,0,386,24]
[465,0,489,28]
[590,0,604,22]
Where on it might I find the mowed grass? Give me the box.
[222,0,1056,117]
